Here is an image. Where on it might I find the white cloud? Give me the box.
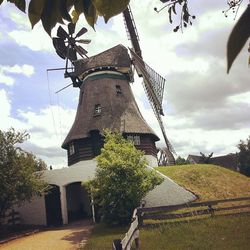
[9,9,30,29]
[0,64,34,86]
[0,89,26,130]
[9,27,53,51]
[18,106,75,147]
[0,88,75,168]
[0,89,11,118]
[6,64,34,77]
[0,73,14,86]
[1,1,53,52]
[229,91,250,105]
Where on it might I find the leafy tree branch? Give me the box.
[0,128,48,222]
[0,0,249,71]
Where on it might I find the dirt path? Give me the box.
[0,220,94,250]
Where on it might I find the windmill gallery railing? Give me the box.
[112,197,250,250]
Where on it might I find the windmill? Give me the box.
[52,6,175,166]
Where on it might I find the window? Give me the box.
[133,135,140,145]
[127,135,140,145]
[69,142,75,155]
[116,85,122,95]
[94,104,102,115]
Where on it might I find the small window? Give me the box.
[94,104,102,115]
[69,142,75,155]
[127,135,140,145]
[116,85,122,95]
[133,135,140,145]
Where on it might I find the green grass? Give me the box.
[157,164,250,201]
[84,164,250,249]
[139,215,250,250]
[84,215,250,250]
[84,224,127,250]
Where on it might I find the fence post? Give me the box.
[134,230,140,249]
[112,239,122,250]
[208,205,215,217]
[137,210,143,228]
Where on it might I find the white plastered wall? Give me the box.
[144,155,158,167]
[16,160,97,225]
[16,157,174,226]
[16,196,47,225]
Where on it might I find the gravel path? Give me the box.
[0,220,94,250]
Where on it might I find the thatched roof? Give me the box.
[73,44,132,79]
[62,45,159,148]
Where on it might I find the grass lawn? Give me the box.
[83,224,127,250]
[139,215,250,250]
[84,164,250,249]
[84,215,250,250]
[157,164,250,201]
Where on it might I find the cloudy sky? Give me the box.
[0,0,249,168]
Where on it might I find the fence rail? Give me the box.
[0,209,21,226]
[137,196,250,226]
[113,196,250,249]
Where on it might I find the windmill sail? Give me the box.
[129,48,175,155]
[123,6,176,159]
[123,6,142,58]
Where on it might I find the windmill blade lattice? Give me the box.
[129,48,164,114]
[129,48,176,155]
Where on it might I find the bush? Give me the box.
[84,130,163,225]
[238,136,250,177]
[0,128,48,221]
[175,156,190,165]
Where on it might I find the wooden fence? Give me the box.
[137,196,250,226]
[112,196,250,249]
[0,209,21,226]
[112,207,141,250]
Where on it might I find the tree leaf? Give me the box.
[41,0,59,36]
[7,0,26,13]
[227,5,250,73]
[71,9,80,23]
[59,0,72,22]
[66,0,76,9]
[83,1,97,28]
[74,0,97,29]
[28,0,46,28]
[74,0,83,14]
[92,0,130,23]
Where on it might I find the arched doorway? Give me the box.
[66,182,91,222]
[45,185,63,226]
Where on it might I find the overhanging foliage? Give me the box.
[0,1,248,71]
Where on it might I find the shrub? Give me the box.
[84,130,163,225]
